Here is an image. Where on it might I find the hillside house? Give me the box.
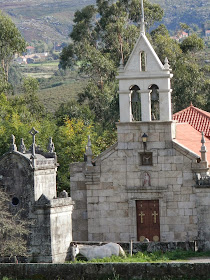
[205,30,210,38]
[26,46,35,55]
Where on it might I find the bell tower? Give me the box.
[117,0,173,123]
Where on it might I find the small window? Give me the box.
[140,51,146,71]
[12,197,19,206]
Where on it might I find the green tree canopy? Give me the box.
[180,34,205,53]
[60,0,164,127]
[60,0,209,131]
[0,11,26,81]
[21,77,45,117]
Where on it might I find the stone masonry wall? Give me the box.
[1,263,210,280]
[195,187,210,250]
[70,162,88,241]
[71,121,202,243]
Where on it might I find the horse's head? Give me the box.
[71,244,80,260]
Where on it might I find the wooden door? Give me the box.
[136,200,160,242]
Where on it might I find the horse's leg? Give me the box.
[119,245,126,257]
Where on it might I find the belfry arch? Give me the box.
[149,84,159,120]
[130,85,141,121]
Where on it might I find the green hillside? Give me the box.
[0,0,95,43]
[0,0,209,43]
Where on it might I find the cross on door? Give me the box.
[152,211,158,223]
[138,211,145,223]
[136,200,160,242]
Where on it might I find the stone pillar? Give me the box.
[119,91,132,122]
[141,91,151,121]
[159,90,172,121]
[85,135,93,167]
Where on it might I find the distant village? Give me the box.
[14,28,210,65]
[14,43,64,65]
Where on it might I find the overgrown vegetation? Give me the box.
[0,189,29,258]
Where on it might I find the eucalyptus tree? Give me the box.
[0,11,26,82]
[60,0,164,126]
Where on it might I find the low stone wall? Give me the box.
[0,263,210,280]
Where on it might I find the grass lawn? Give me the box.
[72,249,210,263]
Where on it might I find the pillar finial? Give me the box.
[19,138,26,153]
[200,132,207,162]
[164,57,170,69]
[47,137,55,153]
[10,134,17,152]
[118,58,124,73]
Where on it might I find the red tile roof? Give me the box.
[175,123,210,164]
[173,104,210,138]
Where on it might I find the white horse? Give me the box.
[71,242,126,261]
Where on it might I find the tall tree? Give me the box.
[60,0,164,127]
[22,77,45,117]
[0,11,26,82]
[180,34,205,53]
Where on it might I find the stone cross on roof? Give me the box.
[30,127,39,156]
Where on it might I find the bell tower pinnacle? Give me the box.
[140,0,145,35]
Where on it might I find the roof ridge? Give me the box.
[173,105,210,118]
[173,105,210,137]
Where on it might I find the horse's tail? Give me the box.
[119,245,126,258]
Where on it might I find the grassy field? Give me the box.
[37,79,87,113]
[17,60,87,114]
[16,61,87,114]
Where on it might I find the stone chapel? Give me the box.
[70,6,210,250]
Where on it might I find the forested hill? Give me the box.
[0,0,209,43]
